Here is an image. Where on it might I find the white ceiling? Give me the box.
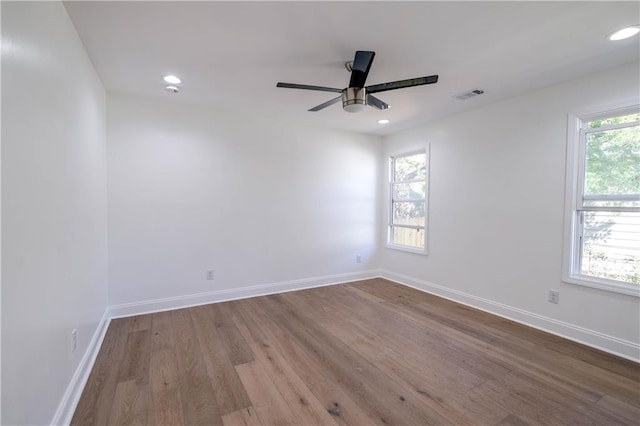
[64,1,640,136]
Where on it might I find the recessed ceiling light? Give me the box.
[378,119,390,124]
[608,26,640,41]
[165,85,179,93]
[163,75,181,84]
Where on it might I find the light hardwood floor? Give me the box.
[72,278,640,425]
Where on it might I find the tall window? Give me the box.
[388,150,428,253]
[564,104,639,295]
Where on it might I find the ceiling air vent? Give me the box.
[454,89,484,101]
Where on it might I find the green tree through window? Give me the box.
[579,111,639,285]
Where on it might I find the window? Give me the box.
[387,149,428,253]
[563,103,640,296]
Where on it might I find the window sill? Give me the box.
[563,274,640,297]
[385,243,428,256]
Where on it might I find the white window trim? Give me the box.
[562,99,640,297]
[385,146,430,255]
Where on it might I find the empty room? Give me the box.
[2,1,639,425]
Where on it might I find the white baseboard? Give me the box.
[380,269,640,362]
[109,269,380,319]
[51,309,111,426]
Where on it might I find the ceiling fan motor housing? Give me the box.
[342,87,367,113]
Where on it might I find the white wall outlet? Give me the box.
[356,255,362,264]
[71,329,78,353]
[548,290,560,304]
[206,270,215,280]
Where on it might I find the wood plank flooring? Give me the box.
[72,279,640,425]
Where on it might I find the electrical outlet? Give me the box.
[356,255,362,264]
[71,329,78,353]
[548,290,560,304]
[206,270,215,280]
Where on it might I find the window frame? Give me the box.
[386,147,430,255]
[562,100,640,297]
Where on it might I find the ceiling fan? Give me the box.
[276,50,438,113]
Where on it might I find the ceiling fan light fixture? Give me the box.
[608,25,640,41]
[342,87,367,113]
[343,102,367,113]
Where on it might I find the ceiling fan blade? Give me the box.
[277,82,342,93]
[349,50,375,88]
[308,96,342,112]
[367,94,390,110]
[366,75,438,94]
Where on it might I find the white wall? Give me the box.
[380,62,640,355]
[107,94,381,306]
[1,2,108,424]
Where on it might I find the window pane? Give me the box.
[587,113,640,129]
[393,182,426,201]
[393,201,425,226]
[581,211,640,284]
[584,125,639,207]
[583,196,640,209]
[394,153,426,182]
[391,226,425,249]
